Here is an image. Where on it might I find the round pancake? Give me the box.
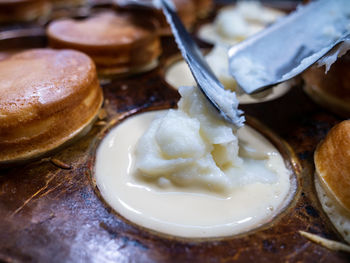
[193,0,213,18]
[0,49,103,164]
[314,120,350,213]
[314,120,350,243]
[112,0,196,36]
[0,0,51,23]
[50,0,86,8]
[47,12,161,75]
[303,54,350,117]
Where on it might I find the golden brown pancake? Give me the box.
[193,0,213,18]
[0,49,103,164]
[49,0,86,8]
[159,0,197,35]
[303,53,350,117]
[314,120,350,243]
[47,12,161,75]
[0,0,51,23]
[113,0,196,36]
[315,120,350,213]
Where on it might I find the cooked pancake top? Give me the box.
[47,12,154,47]
[0,0,42,5]
[0,49,96,126]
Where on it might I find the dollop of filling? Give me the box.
[214,1,283,41]
[205,45,237,91]
[135,86,277,193]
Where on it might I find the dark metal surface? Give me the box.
[0,3,349,262]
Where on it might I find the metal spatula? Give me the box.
[228,0,350,94]
[160,0,245,127]
[114,0,245,127]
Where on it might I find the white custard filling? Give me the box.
[165,45,291,104]
[95,87,293,238]
[198,1,284,45]
[95,111,292,238]
[136,86,243,192]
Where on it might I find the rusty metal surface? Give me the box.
[0,3,349,263]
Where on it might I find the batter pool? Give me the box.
[95,87,294,238]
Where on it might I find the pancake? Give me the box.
[303,53,350,117]
[113,0,196,36]
[193,0,213,18]
[47,12,161,75]
[157,0,197,35]
[50,0,86,9]
[0,0,51,23]
[0,49,103,165]
[314,120,350,243]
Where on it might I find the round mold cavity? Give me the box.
[163,53,292,105]
[91,107,300,240]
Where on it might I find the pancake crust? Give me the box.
[193,0,213,18]
[0,49,103,164]
[0,0,51,23]
[315,176,350,243]
[112,0,196,36]
[50,0,86,8]
[314,120,350,213]
[47,12,161,75]
[303,54,350,117]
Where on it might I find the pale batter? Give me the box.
[95,104,293,238]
